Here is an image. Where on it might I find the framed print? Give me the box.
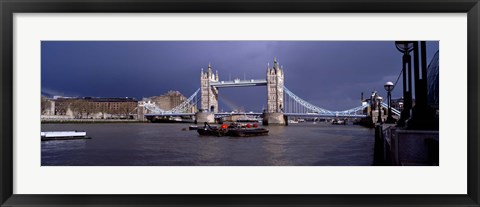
[1,0,479,206]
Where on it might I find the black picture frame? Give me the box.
[1,0,479,206]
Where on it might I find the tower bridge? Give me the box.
[143,58,398,125]
[198,58,284,124]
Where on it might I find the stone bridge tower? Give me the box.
[264,57,286,125]
[200,64,219,113]
[266,57,284,112]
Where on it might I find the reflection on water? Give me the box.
[41,123,375,166]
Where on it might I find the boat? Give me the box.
[41,131,90,141]
[332,119,347,125]
[226,128,269,137]
[197,123,226,137]
[224,122,268,137]
[288,120,299,124]
[197,122,268,137]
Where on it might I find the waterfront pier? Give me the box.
[374,124,439,166]
[372,41,439,166]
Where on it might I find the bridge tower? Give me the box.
[264,57,286,125]
[200,64,219,113]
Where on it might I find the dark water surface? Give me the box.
[41,123,375,166]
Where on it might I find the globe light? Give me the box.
[395,41,414,53]
[384,81,394,92]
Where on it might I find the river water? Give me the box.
[41,123,375,166]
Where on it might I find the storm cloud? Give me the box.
[41,41,439,111]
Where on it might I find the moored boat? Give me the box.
[41,131,90,141]
[288,120,299,124]
[332,119,347,125]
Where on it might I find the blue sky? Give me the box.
[41,41,439,111]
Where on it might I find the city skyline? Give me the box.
[41,41,439,111]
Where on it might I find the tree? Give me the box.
[81,101,97,119]
[41,96,50,115]
[119,103,137,119]
[70,99,86,118]
[100,103,111,119]
[55,101,69,115]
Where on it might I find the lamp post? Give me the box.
[407,41,438,130]
[375,95,383,124]
[384,81,396,123]
[394,41,414,127]
[370,91,376,118]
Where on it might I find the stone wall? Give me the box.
[382,126,439,166]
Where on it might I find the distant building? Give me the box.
[391,97,404,111]
[391,97,416,112]
[145,90,195,112]
[361,93,407,118]
[43,96,138,119]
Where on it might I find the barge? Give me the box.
[197,122,268,137]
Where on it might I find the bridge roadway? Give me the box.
[144,112,367,118]
[284,113,367,118]
[209,79,267,88]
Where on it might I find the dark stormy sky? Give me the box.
[41,41,439,111]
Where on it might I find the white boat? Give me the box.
[288,120,299,124]
[41,131,89,141]
[332,119,346,125]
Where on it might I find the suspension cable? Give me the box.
[392,67,403,92]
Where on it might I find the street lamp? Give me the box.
[375,95,383,124]
[370,91,376,118]
[407,41,438,130]
[384,81,396,123]
[395,41,414,127]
